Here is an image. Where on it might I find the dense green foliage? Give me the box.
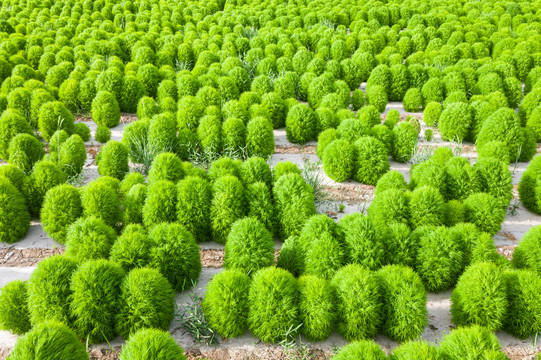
[0,280,30,335]
[40,184,82,244]
[119,328,187,360]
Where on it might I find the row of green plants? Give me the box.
[6,321,187,360]
[332,325,512,359]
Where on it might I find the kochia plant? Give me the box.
[210,175,246,244]
[297,275,335,341]
[119,328,187,360]
[65,216,117,261]
[40,184,82,244]
[332,340,386,360]
[0,280,31,334]
[0,178,30,244]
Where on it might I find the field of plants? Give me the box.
[0,0,541,358]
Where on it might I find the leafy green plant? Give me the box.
[38,101,75,141]
[143,180,177,228]
[353,136,389,185]
[92,91,121,128]
[286,104,317,144]
[70,259,125,344]
[503,269,541,339]
[40,184,82,244]
[147,152,185,183]
[368,188,410,235]
[8,133,44,173]
[409,186,446,228]
[331,264,382,341]
[332,340,386,360]
[95,124,112,143]
[149,223,201,292]
[512,225,541,276]
[115,267,175,339]
[96,140,130,180]
[0,178,30,244]
[0,280,30,335]
[210,175,246,243]
[246,116,275,157]
[297,275,335,342]
[462,192,506,235]
[119,328,187,360]
[389,340,439,359]
[438,325,502,360]
[24,159,67,216]
[65,216,117,261]
[340,213,385,270]
[451,262,508,331]
[322,139,356,182]
[27,255,79,326]
[7,320,89,360]
[201,269,250,339]
[392,121,418,163]
[248,267,300,343]
[81,180,121,228]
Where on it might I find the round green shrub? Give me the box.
[451,262,508,331]
[518,155,541,213]
[0,280,30,335]
[375,170,408,195]
[353,136,390,185]
[423,102,442,127]
[298,229,346,280]
[40,184,82,244]
[7,320,89,360]
[81,180,121,228]
[123,184,147,226]
[385,109,400,129]
[147,152,184,183]
[248,267,300,343]
[331,264,382,341]
[0,164,27,196]
[512,225,541,276]
[246,116,275,158]
[176,175,212,242]
[55,134,86,177]
[210,175,246,244]
[444,157,480,201]
[38,101,74,141]
[340,213,384,270]
[421,78,444,104]
[368,189,410,234]
[27,255,79,326]
[92,91,121,128]
[377,264,427,341]
[202,269,250,339]
[316,128,340,159]
[96,141,129,180]
[207,157,242,183]
[322,139,355,182]
[177,96,203,130]
[197,115,223,156]
[136,96,159,120]
[110,226,154,272]
[416,226,465,292]
[149,223,201,292]
[332,340,386,360]
[8,134,44,173]
[277,236,301,277]
[338,118,369,143]
[366,85,388,113]
[392,121,418,162]
[367,64,392,95]
[383,223,417,268]
[241,157,272,189]
[273,161,301,183]
[439,102,472,142]
[24,160,67,216]
[120,75,145,113]
[0,178,30,244]
[65,216,117,261]
[298,275,335,341]
[477,108,523,163]
[351,89,365,111]
[142,180,177,227]
[115,267,175,339]
[409,186,446,228]
[222,117,246,155]
[358,105,382,130]
[95,124,112,143]
[474,158,513,204]
[224,218,274,276]
[519,127,537,162]
[438,325,502,360]
[462,193,505,235]
[147,112,178,154]
[286,104,317,144]
[503,269,541,339]
[403,88,423,112]
[119,328,186,360]
[70,259,125,344]
[390,340,439,360]
[120,172,145,196]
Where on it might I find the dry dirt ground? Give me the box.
[1,102,540,359]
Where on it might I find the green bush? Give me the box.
[241,157,272,189]
[136,96,159,120]
[202,269,250,339]
[175,175,211,242]
[120,173,145,196]
[392,121,417,162]
[462,193,505,235]
[423,101,442,127]
[273,161,301,182]
[81,180,121,227]
[96,141,129,180]
[147,112,177,155]
[416,226,465,292]
[65,216,117,261]
[439,102,472,141]
[110,226,154,272]
[8,133,44,173]
[409,186,446,228]
[7,320,89,360]
[222,117,246,155]
[438,325,502,360]
[177,96,203,130]
[147,152,184,183]
[208,157,243,182]
[337,118,369,144]
[315,107,340,132]
[351,89,365,111]
[119,328,186,360]
[123,184,147,226]
[512,225,541,276]
[27,255,79,326]
[115,267,175,339]
[70,260,125,344]
[366,85,388,113]
[518,155,541,213]
[377,264,427,341]
[390,340,439,360]
[322,139,355,182]
[375,170,408,195]
[451,262,507,331]
[503,269,541,339]
[474,158,513,204]
[56,134,87,177]
[0,178,30,244]
[421,78,444,104]
[248,267,300,343]
[286,104,317,144]
[224,218,274,275]
[359,105,382,129]
[353,136,389,185]
[95,124,112,143]
[0,111,33,159]
[0,280,30,334]
[331,264,382,341]
[316,128,340,159]
[210,175,246,244]
[385,109,400,129]
[444,157,479,201]
[40,184,82,244]
[332,340,386,360]
[519,127,537,162]
[340,213,384,270]
[92,91,121,128]
[383,223,416,268]
[368,189,409,234]
[277,236,301,277]
[38,101,74,141]
[403,88,423,112]
[298,275,335,341]
[477,108,523,163]
[197,115,222,156]
[25,160,67,216]
[246,116,275,158]
[142,180,177,227]
[120,75,145,113]
[149,223,201,292]
[261,92,286,129]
